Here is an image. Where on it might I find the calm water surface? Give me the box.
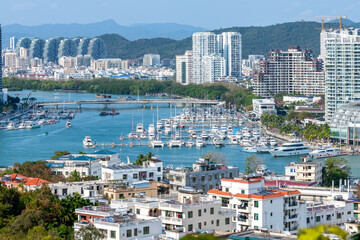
[1,90,360,176]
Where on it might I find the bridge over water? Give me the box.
[37,98,225,109]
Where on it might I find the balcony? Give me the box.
[159,216,184,225]
[284,214,299,222]
[285,202,298,210]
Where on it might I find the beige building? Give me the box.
[59,56,77,68]
[104,180,169,200]
[285,160,323,185]
[4,52,17,68]
[91,58,123,71]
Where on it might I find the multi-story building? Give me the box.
[217,32,242,79]
[4,52,17,68]
[1,173,51,191]
[208,177,307,233]
[102,158,163,182]
[166,157,239,193]
[0,25,2,91]
[46,150,121,178]
[322,29,360,120]
[111,188,235,239]
[91,58,123,71]
[192,32,218,84]
[201,54,226,83]
[143,54,160,66]
[74,205,162,240]
[58,56,77,68]
[252,98,277,117]
[285,160,323,185]
[176,50,193,85]
[103,180,169,200]
[30,57,43,67]
[252,46,324,98]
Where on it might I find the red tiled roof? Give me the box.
[3,173,51,186]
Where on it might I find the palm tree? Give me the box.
[298,225,347,240]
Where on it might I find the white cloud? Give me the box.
[12,2,36,11]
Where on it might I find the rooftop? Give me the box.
[2,173,51,186]
[105,165,142,170]
[92,150,117,155]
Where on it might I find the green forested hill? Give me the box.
[98,21,336,59]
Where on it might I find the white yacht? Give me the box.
[18,122,26,129]
[310,147,342,159]
[168,139,182,148]
[269,141,311,157]
[148,124,156,140]
[164,126,172,135]
[156,120,163,130]
[25,121,41,129]
[190,131,197,138]
[136,123,144,134]
[269,138,277,146]
[196,138,205,148]
[213,137,225,147]
[201,131,209,140]
[83,136,93,148]
[151,139,165,148]
[187,140,195,148]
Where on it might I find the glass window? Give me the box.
[123,174,127,180]
[188,211,193,218]
[198,222,202,229]
[127,229,132,237]
[316,216,321,222]
[225,218,230,225]
[143,226,150,235]
[216,219,220,226]
[241,190,245,194]
[110,230,116,238]
[210,208,214,214]
[188,224,193,232]
[149,172,154,178]
[134,228,137,236]
[254,213,259,220]
[254,201,259,208]
[198,209,201,217]
[133,173,138,179]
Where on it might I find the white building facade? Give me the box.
[201,54,226,83]
[176,50,193,85]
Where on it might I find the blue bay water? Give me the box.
[1,90,360,177]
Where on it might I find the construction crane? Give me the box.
[316,14,347,30]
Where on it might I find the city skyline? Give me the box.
[2,0,360,29]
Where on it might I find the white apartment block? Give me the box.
[74,205,162,240]
[191,32,242,84]
[91,58,124,71]
[143,54,160,66]
[208,177,306,233]
[192,32,218,84]
[4,52,16,68]
[176,50,193,85]
[111,188,235,239]
[322,29,360,120]
[102,158,163,182]
[201,54,226,83]
[218,32,242,79]
[59,56,77,68]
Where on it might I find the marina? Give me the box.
[1,90,360,176]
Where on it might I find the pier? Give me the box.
[36,98,225,109]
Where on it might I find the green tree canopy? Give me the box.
[322,157,350,187]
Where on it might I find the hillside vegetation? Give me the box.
[98,21,337,59]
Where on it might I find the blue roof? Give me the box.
[93,150,117,155]
[56,155,97,161]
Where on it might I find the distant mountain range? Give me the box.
[3,19,360,60]
[1,19,207,47]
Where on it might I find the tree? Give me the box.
[322,157,350,187]
[68,170,81,182]
[244,156,264,175]
[51,151,71,160]
[26,226,60,240]
[133,152,154,165]
[298,225,347,240]
[74,224,106,240]
[202,151,227,165]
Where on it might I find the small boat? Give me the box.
[43,132,49,136]
[151,139,165,148]
[213,137,225,147]
[156,121,163,130]
[136,123,144,134]
[65,120,72,128]
[201,131,209,140]
[187,140,195,148]
[168,139,182,148]
[190,131,197,138]
[18,122,26,129]
[83,136,93,148]
[164,126,172,135]
[6,122,16,130]
[25,121,41,129]
[128,132,138,139]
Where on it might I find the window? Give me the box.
[337,213,342,219]
[229,173,233,178]
[348,211,352,215]
[133,173,138,179]
[201,176,205,181]
[204,208,206,213]
[270,225,273,229]
[158,167,161,172]
[192,177,197,182]
[254,213,259,220]
[241,190,245,194]
[270,200,273,204]
[134,228,137,236]
[225,218,230,225]
[307,217,310,224]
[233,204,236,209]
[270,212,273,216]
[254,226,259,229]
[198,222,201,229]
[188,224,193,232]
[215,174,218,179]
[149,172,154,178]
[208,175,212,180]
[198,209,202,217]
[327,215,331,220]
[210,208,214,214]
[316,216,320,222]
[123,174,127,180]
[211,220,214,225]
[204,221,207,226]
[110,230,116,238]
[143,226,150,235]
[226,188,229,192]
[221,173,225,178]
[216,220,220,226]
[136,209,140,214]
[127,229,132,237]
[254,201,259,208]
[188,211,193,218]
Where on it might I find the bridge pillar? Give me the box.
[54,105,58,110]
[78,104,81,110]
[169,103,172,108]
[142,104,146,108]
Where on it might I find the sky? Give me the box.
[1,0,360,29]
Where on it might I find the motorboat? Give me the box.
[164,126,172,135]
[83,136,93,148]
[201,131,209,140]
[136,123,144,134]
[156,120,163,130]
[190,131,197,138]
[6,122,16,130]
[309,147,342,159]
[213,137,225,147]
[231,136,238,144]
[148,124,156,140]
[25,121,41,129]
[128,132,138,139]
[18,122,26,129]
[187,140,195,148]
[269,141,311,157]
[269,138,277,146]
[196,138,205,148]
[65,120,72,128]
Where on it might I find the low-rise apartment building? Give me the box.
[102,158,163,182]
[1,173,51,191]
[103,180,169,200]
[252,98,277,117]
[285,159,323,185]
[166,157,239,193]
[74,205,162,240]
[208,177,307,233]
